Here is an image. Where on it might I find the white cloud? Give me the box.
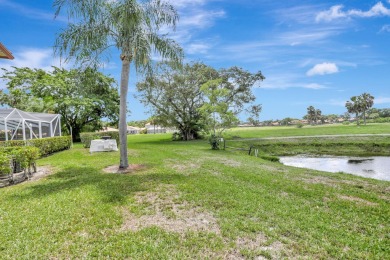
[375,97,390,104]
[316,2,390,22]
[315,5,347,22]
[304,83,326,89]
[0,48,65,76]
[179,10,225,28]
[306,62,339,76]
[169,0,207,8]
[187,43,211,54]
[163,0,225,55]
[380,24,390,32]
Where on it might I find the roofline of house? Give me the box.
[0,42,14,60]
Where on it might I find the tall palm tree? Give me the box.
[358,92,374,125]
[54,0,183,169]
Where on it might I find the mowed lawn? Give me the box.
[225,122,390,139]
[0,127,389,259]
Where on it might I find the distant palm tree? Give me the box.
[54,0,183,169]
[359,93,374,125]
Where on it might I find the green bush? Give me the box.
[80,131,120,148]
[0,153,12,176]
[0,136,71,157]
[0,146,40,174]
[27,136,71,156]
[296,122,304,128]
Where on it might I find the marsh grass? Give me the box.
[0,132,388,259]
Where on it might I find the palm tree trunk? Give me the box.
[119,57,130,169]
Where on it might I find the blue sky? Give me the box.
[1,0,390,121]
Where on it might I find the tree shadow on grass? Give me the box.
[6,166,186,205]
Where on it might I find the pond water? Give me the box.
[279,156,390,181]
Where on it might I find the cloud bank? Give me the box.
[316,2,390,22]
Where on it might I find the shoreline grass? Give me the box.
[0,128,389,259]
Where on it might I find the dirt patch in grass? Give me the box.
[338,195,378,206]
[166,159,201,172]
[29,166,56,181]
[224,233,284,259]
[258,164,288,173]
[120,184,221,234]
[297,175,339,187]
[103,164,146,174]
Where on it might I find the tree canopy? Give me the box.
[137,62,264,140]
[345,93,374,125]
[0,66,119,141]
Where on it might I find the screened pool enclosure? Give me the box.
[0,108,61,141]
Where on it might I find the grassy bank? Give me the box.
[228,136,390,156]
[0,133,389,259]
[225,123,390,139]
[225,123,390,156]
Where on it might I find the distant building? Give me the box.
[127,126,143,134]
[145,123,167,134]
[99,126,118,132]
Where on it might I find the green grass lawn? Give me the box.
[0,131,389,259]
[225,123,390,139]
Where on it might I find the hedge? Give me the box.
[0,136,72,157]
[80,131,120,148]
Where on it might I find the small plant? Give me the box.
[296,122,304,128]
[209,134,224,150]
[172,132,182,141]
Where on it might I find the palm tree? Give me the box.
[346,96,363,125]
[306,106,316,125]
[54,0,183,169]
[358,92,374,125]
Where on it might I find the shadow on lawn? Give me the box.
[7,166,186,204]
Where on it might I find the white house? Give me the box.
[127,126,143,134]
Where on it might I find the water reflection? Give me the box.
[279,156,390,181]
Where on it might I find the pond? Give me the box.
[279,156,390,181]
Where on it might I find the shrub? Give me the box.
[0,153,12,176]
[209,134,224,150]
[28,136,71,156]
[0,146,40,174]
[80,131,120,148]
[139,128,148,134]
[0,136,71,157]
[172,132,182,141]
[296,122,304,128]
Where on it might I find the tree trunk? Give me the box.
[119,57,130,169]
[356,113,360,126]
[363,111,366,125]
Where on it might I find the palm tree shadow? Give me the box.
[7,166,185,204]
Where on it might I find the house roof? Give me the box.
[0,42,14,60]
[0,108,60,123]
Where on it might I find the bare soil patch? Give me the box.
[224,233,284,259]
[29,166,56,181]
[297,175,339,187]
[120,184,220,234]
[338,195,378,206]
[103,164,146,174]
